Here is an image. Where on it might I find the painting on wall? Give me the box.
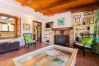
[74,15,81,18]
[89,17,94,24]
[74,18,80,23]
[23,23,30,30]
[74,15,81,25]
[58,18,65,25]
[83,18,89,25]
[84,11,93,16]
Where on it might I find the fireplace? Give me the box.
[54,35,69,46]
[52,27,74,47]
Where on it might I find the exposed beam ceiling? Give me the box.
[16,0,99,15]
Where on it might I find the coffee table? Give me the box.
[12,45,78,66]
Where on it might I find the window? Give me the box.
[1,24,8,31]
[0,14,21,39]
[9,24,14,31]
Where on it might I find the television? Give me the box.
[46,22,53,28]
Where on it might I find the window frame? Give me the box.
[0,14,21,39]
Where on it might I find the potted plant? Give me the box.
[92,11,99,54]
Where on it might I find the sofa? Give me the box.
[0,41,20,53]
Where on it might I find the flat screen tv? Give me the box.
[46,22,53,28]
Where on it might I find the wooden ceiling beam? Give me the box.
[17,0,61,9]
[71,3,99,13]
[16,0,99,15]
[39,0,99,15]
[36,0,76,11]
[28,0,60,10]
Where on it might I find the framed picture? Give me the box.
[58,18,65,25]
[83,18,89,25]
[23,23,30,30]
[74,15,81,18]
[84,11,93,16]
[74,15,81,25]
[89,17,94,24]
[75,18,80,23]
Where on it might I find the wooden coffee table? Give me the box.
[1,45,78,66]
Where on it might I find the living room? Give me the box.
[0,0,99,66]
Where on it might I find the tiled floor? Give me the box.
[76,50,99,66]
[0,43,99,66]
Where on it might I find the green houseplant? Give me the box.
[94,11,99,43]
[92,11,99,54]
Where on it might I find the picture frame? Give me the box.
[84,11,93,16]
[74,15,81,25]
[74,15,81,18]
[58,18,65,25]
[89,17,94,24]
[83,18,89,25]
[23,23,30,30]
[75,18,80,23]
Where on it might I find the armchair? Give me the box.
[23,33,36,47]
[74,34,95,56]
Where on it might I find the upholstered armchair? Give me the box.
[23,33,36,47]
[74,34,95,56]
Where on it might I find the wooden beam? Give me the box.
[16,0,99,15]
[35,0,76,11]
[71,3,99,13]
[39,0,99,15]
[17,0,61,9]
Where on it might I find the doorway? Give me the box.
[33,21,42,42]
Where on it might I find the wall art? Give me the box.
[23,23,30,30]
[58,18,65,25]
[89,17,94,24]
[84,11,93,16]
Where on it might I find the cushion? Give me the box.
[80,38,93,47]
[24,35,32,43]
[81,38,93,44]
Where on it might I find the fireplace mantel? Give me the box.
[51,27,73,31]
[52,27,74,47]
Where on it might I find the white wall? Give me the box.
[50,12,73,28]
